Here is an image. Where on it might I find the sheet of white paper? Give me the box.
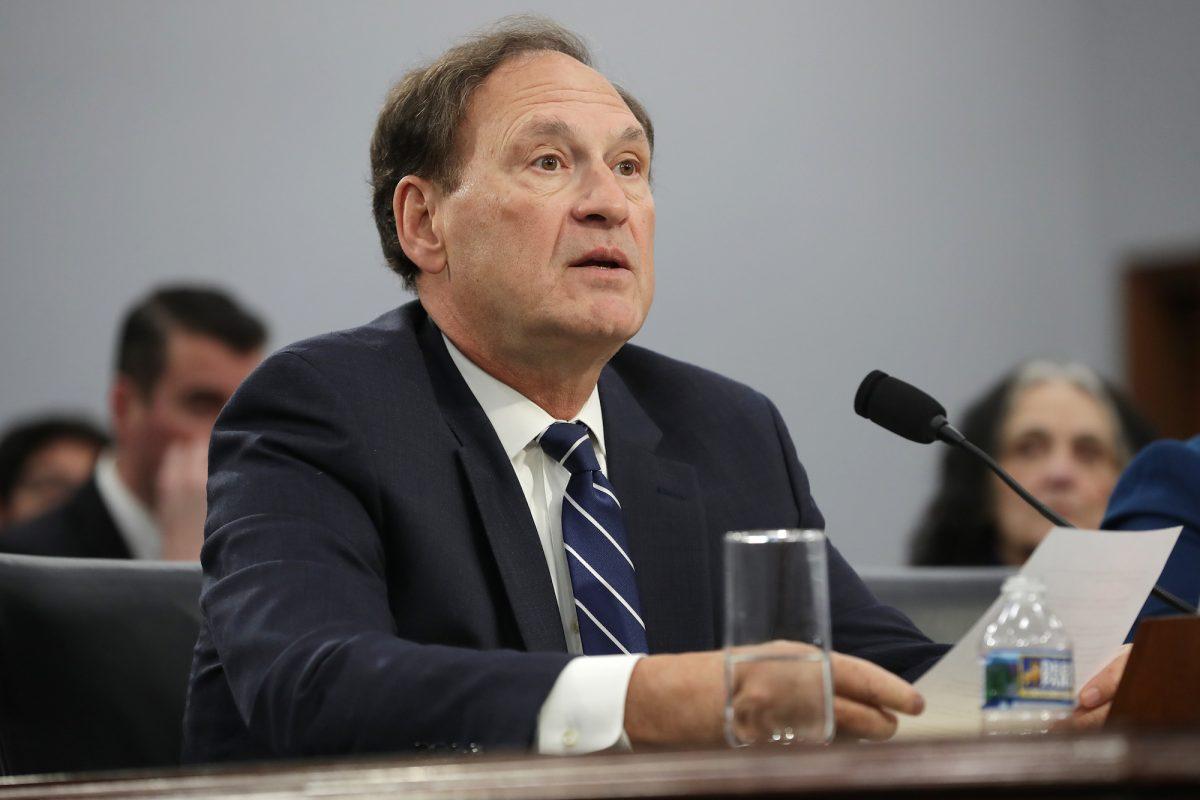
[894,526,1182,740]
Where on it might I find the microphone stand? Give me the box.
[931,416,1197,616]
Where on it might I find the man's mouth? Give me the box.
[569,248,630,270]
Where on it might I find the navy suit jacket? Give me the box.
[0,477,131,559]
[1103,436,1200,629]
[182,301,945,763]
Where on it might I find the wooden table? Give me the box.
[1,731,1198,799]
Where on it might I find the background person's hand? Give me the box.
[154,437,210,561]
[623,641,924,746]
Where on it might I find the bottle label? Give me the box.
[982,651,1073,708]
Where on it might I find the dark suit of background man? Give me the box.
[0,286,265,560]
[183,18,952,763]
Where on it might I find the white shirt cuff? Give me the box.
[535,654,644,754]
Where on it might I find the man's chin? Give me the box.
[536,312,646,357]
[576,305,648,346]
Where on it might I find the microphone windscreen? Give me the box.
[854,370,947,444]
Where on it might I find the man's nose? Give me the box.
[572,163,629,226]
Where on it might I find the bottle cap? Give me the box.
[1000,574,1045,595]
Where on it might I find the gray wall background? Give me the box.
[3,1,1198,566]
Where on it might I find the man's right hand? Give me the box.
[622,642,924,746]
[154,437,210,561]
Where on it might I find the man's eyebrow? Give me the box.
[514,119,648,148]
[519,118,574,141]
[616,125,648,146]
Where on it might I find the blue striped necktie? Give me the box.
[539,421,648,655]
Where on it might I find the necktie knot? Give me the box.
[538,421,600,475]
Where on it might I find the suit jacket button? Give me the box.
[562,728,579,748]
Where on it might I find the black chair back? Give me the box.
[857,566,1013,644]
[0,554,202,776]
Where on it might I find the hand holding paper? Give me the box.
[895,526,1181,740]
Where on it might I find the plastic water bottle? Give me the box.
[980,575,1074,735]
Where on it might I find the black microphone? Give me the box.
[855,369,1196,616]
[853,369,949,445]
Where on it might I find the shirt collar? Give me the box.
[442,333,606,459]
[93,451,162,559]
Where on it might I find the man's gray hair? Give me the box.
[369,16,655,288]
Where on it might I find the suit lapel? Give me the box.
[72,478,133,559]
[415,316,567,654]
[600,365,716,653]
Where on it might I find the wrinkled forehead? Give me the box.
[463,51,643,151]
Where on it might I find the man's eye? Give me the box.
[536,155,561,171]
[181,393,226,416]
[615,159,640,177]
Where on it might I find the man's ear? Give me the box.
[394,176,447,276]
[109,375,142,437]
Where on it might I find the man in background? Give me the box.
[0,286,265,560]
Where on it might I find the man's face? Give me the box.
[423,51,655,362]
[114,330,261,506]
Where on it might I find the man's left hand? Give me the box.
[1053,644,1131,732]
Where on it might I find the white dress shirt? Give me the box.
[94,452,162,559]
[443,335,642,754]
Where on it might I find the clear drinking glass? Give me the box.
[723,529,833,746]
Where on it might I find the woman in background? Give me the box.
[910,360,1155,566]
[0,416,108,530]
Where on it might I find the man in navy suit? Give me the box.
[184,19,956,762]
[1105,436,1200,626]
